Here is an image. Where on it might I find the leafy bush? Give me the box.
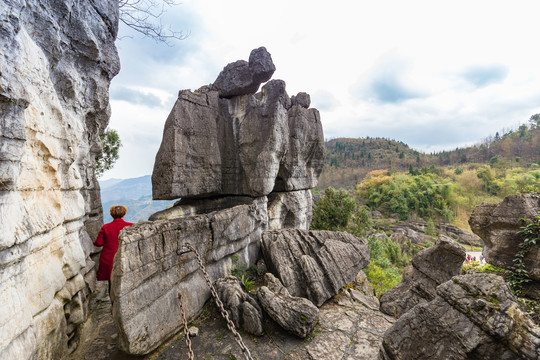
[311,187,356,231]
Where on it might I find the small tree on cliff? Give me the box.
[95,128,122,178]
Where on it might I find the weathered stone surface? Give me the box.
[212,47,275,98]
[267,190,313,230]
[261,229,369,307]
[112,197,268,355]
[0,0,119,358]
[380,235,465,317]
[152,56,325,201]
[149,196,254,221]
[470,193,540,283]
[257,273,319,338]
[215,276,263,336]
[291,92,311,108]
[380,274,540,360]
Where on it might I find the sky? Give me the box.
[103,0,540,179]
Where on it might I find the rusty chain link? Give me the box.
[177,242,255,360]
[177,291,195,360]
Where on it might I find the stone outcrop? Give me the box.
[112,197,267,355]
[469,193,540,296]
[380,235,466,317]
[151,50,325,201]
[211,47,275,98]
[380,274,540,359]
[0,1,119,359]
[261,229,370,307]
[257,273,319,338]
[112,49,326,355]
[214,276,264,336]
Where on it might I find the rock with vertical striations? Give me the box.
[380,274,540,360]
[0,0,119,359]
[257,273,319,338]
[215,276,264,336]
[261,229,369,307]
[380,235,466,317]
[152,49,325,200]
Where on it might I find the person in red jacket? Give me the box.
[94,205,133,295]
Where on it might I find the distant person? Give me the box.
[94,205,133,296]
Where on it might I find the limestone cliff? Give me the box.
[0,1,119,358]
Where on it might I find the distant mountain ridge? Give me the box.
[99,175,174,223]
[318,121,540,189]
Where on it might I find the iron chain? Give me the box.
[178,242,255,360]
[177,291,195,360]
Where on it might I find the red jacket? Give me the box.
[94,218,133,281]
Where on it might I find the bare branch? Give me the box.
[118,0,188,45]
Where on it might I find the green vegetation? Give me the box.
[509,215,539,296]
[363,234,408,297]
[241,274,255,293]
[311,187,356,231]
[95,128,121,177]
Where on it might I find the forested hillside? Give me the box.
[318,114,540,189]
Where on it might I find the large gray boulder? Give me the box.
[152,52,325,201]
[212,47,275,98]
[380,274,540,360]
[111,197,268,355]
[214,276,264,336]
[380,235,466,317]
[257,273,319,338]
[261,229,369,307]
[469,193,540,291]
[0,1,119,359]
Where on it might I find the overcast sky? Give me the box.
[103,0,540,179]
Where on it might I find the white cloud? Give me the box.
[103,0,540,179]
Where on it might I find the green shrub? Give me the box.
[311,187,356,231]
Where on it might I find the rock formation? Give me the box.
[257,273,319,338]
[0,1,119,359]
[380,235,466,317]
[469,193,540,298]
[261,229,370,307]
[112,48,327,355]
[152,48,325,200]
[215,276,264,336]
[380,274,540,360]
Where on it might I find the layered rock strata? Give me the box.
[0,1,119,359]
[257,273,319,338]
[469,193,540,297]
[215,276,264,336]
[112,198,267,355]
[380,274,540,360]
[261,229,370,307]
[152,53,325,200]
[380,235,466,317]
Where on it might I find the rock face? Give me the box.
[112,198,268,355]
[211,47,275,98]
[380,274,540,360]
[470,193,540,293]
[214,276,264,336]
[152,51,325,200]
[261,229,370,307]
[380,235,466,317]
[0,1,119,359]
[113,49,326,355]
[257,273,319,338]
